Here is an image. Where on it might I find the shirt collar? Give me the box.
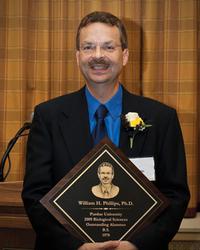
[105,85,122,118]
[85,84,122,119]
[85,87,100,121]
[101,184,113,194]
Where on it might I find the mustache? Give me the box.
[88,57,111,68]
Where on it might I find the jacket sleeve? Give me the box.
[22,106,83,250]
[130,109,190,250]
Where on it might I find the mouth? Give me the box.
[90,64,110,70]
[102,178,109,181]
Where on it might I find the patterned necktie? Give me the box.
[92,104,108,145]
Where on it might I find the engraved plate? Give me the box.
[40,138,169,242]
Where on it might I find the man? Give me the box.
[91,162,119,199]
[22,11,190,250]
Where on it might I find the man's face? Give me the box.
[98,166,114,185]
[76,22,129,87]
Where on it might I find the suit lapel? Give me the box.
[58,87,93,165]
[119,88,148,158]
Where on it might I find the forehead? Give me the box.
[99,165,113,172]
[79,22,120,44]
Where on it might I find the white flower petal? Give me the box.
[125,112,139,121]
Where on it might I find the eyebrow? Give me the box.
[81,40,115,45]
[81,41,93,45]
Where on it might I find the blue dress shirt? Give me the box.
[85,85,122,146]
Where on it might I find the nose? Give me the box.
[94,45,104,58]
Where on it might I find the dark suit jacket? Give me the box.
[22,86,190,250]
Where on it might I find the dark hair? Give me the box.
[98,162,114,174]
[76,11,128,50]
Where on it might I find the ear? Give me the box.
[76,50,80,67]
[122,48,129,66]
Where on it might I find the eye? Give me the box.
[83,45,91,50]
[81,44,95,52]
[104,44,115,52]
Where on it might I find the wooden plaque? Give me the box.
[40,138,169,242]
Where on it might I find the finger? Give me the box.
[97,240,120,249]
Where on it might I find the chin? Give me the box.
[90,79,112,85]
[89,74,112,83]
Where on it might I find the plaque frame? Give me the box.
[40,138,169,242]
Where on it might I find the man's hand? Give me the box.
[78,241,138,250]
[115,241,138,250]
[78,240,120,250]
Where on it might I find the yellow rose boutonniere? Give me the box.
[122,112,152,149]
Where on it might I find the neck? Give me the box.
[101,183,112,188]
[86,82,119,103]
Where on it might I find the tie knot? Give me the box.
[95,104,108,120]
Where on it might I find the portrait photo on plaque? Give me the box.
[40,138,169,242]
[91,161,120,199]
